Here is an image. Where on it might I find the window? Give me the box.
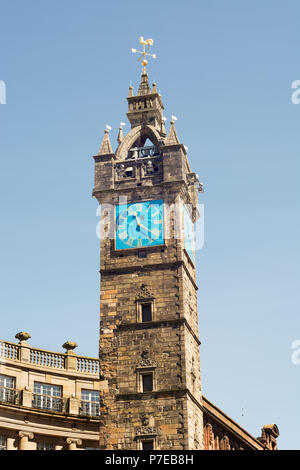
[124,167,134,178]
[141,304,152,322]
[37,442,54,450]
[33,382,63,412]
[0,375,15,404]
[137,301,154,323]
[0,435,6,450]
[142,374,153,392]
[80,390,100,417]
[142,440,154,450]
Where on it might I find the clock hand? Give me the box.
[135,217,156,236]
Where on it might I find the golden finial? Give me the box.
[131,36,156,74]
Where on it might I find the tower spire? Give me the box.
[117,123,125,144]
[98,128,113,156]
[137,72,151,95]
[165,119,180,145]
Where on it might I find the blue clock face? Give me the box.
[183,205,195,264]
[115,200,164,250]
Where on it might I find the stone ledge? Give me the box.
[116,388,204,412]
[117,318,201,346]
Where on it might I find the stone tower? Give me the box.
[92,71,204,450]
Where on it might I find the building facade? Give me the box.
[0,333,100,450]
[0,333,279,450]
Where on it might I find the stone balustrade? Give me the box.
[0,338,100,375]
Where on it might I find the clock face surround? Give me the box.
[115,200,164,250]
[183,204,195,264]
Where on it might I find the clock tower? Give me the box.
[93,60,204,450]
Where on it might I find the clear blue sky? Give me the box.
[1,0,299,450]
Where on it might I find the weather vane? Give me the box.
[131,36,156,74]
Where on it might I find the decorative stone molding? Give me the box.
[15,332,31,344]
[136,426,156,436]
[136,284,154,301]
[16,332,31,362]
[62,342,78,371]
[18,431,34,450]
[221,435,230,450]
[136,415,157,437]
[136,351,157,369]
[260,424,279,450]
[62,341,78,354]
[66,438,82,450]
[19,431,34,439]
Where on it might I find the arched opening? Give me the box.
[126,136,160,160]
[116,124,162,161]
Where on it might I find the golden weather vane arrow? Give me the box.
[131,36,156,74]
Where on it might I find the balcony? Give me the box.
[0,339,100,376]
[79,400,100,417]
[32,393,66,413]
[0,386,19,405]
[0,336,100,419]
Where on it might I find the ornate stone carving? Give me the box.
[136,350,157,369]
[136,284,154,300]
[62,341,78,353]
[15,332,31,343]
[66,438,82,445]
[66,438,82,450]
[136,415,157,437]
[18,431,34,439]
[136,426,156,436]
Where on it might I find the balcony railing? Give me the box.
[0,340,100,376]
[0,386,101,418]
[0,386,19,405]
[77,357,100,374]
[30,349,65,369]
[32,393,66,413]
[79,400,100,417]
[0,341,19,361]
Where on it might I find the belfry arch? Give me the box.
[115,124,162,160]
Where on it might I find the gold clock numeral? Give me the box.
[137,239,143,247]
[119,231,127,240]
[151,228,160,238]
[128,207,135,216]
[151,208,159,218]
[135,204,143,212]
[126,237,134,246]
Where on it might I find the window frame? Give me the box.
[0,435,6,450]
[32,382,63,412]
[0,374,16,404]
[137,437,157,450]
[137,300,155,323]
[137,369,156,393]
[80,389,100,417]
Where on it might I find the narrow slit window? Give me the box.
[141,304,152,322]
[142,374,153,392]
